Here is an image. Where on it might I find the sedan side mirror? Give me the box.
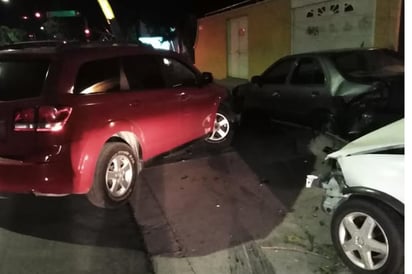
[251,75,262,86]
[201,72,214,85]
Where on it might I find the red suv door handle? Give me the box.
[178,91,189,100]
[129,100,141,107]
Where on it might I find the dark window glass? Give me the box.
[291,58,325,85]
[74,58,120,94]
[161,57,197,88]
[123,55,165,90]
[331,49,404,78]
[262,59,294,84]
[0,60,49,101]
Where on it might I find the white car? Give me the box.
[307,119,404,274]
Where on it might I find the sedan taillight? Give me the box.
[14,106,72,132]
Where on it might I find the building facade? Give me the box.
[195,0,403,80]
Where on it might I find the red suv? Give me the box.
[0,42,233,207]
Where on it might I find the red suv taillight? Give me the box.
[14,106,72,132]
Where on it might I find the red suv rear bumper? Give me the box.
[0,157,75,195]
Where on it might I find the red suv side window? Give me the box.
[161,57,198,88]
[74,58,120,94]
[123,55,165,90]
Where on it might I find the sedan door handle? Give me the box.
[272,91,280,97]
[311,91,320,98]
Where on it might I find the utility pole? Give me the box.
[96,0,124,41]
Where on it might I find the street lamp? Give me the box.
[96,0,124,41]
[97,0,114,20]
[1,0,10,4]
[34,12,41,18]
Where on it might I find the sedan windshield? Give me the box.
[331,49,404,78]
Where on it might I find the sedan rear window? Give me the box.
[0,60,49,101]
[331,50,404,78]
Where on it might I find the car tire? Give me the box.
[232,88,244,114]
[205,105,235,148]
[331,198,404,274]
[87,142,138,208]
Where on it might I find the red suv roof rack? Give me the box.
[0,40,152,51]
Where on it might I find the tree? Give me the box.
[43,18,63,39]
[0,26,26,45]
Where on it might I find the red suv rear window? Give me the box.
[0,60,49,101]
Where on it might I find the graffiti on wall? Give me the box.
[292,0,376,53]
[303,2,372,38]
[305,3,356,36]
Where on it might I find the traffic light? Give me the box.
[84,28,91,38]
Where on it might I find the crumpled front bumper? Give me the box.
[306,153,349,214]
[306,173,348,214]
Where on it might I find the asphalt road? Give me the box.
[131,118,350,274]
[0,195,152,274]
[0,118,347,274]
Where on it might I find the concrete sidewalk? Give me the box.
[130,151,351,274]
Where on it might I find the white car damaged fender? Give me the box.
[307,119,404,214]
[308,120,404,272]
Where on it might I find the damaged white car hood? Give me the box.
[327,119,404,159]
[323,119,405,204]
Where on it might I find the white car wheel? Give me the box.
[331,199,403,274]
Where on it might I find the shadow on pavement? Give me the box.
[0,194,144,250]
[232,117,317,209]
[131,118,327,260]
[134,151,286,258]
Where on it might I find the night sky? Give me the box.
[0,0,249,30]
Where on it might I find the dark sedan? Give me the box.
[233,48,404,139]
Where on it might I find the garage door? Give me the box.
[292,0,376,53]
